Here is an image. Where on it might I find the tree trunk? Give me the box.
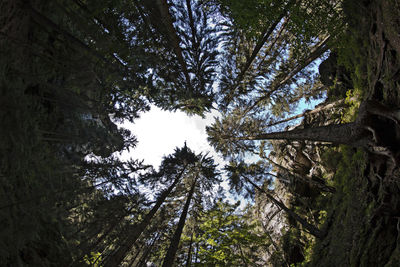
[74,206,134,263]
[162,177,197,267]
[134,234,160,267]
[242,175,323,238]
[27,3,124,71]
[237,243,249,267]
[261,218,290,267]
[127,242,144,267]
[154,0,192,91]
[185,233,194,267]
[276,35,331,89]
[234,11,287,86]
[265,98,349,128]
[265,157,336,193]
[237,122,368,146]
[103,165,188,267]
[194,243,199,264]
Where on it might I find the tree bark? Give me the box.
[265,98,349,128]
[103,164,188,267]
[237,243,249,267]
[265,157,336,193]
[162,177,197,267]
[260,216,290,267]
[185,233,194,267]
[154,0,192,91]
[237,122,367,146]
[242,174,323,238]
[27,3,124,71]
[134,234,159,267]
[127,242,144,267]
[234,11,287,87]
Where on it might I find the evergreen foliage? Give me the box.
[1,0,399,266]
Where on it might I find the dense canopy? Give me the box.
[1,0,400,266]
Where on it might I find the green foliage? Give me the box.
[83,252,102,266]
[303,145,374,266]
[3,0,399,266]
[334,1,369,99]
[196,201,268,266]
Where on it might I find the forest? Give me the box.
[1,0,400,266]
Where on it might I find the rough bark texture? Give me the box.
[243,122,365,145]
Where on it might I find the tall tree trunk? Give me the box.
[103,165,188,267]
[162,177,197,267]
[234,13,286,86]
[242,174,323,238]
[265,156,336,193]
[134,233,160,267]
[154,0,192,91]
[237,243,249,267]
[74,206,135,263]
[276,35,331,89]
[127,242,145,267]
[260,218,290,267]
[185,233,194,267]
[194,242,199,264]
[237,122,367,146]
[27,4,124,71]
[265,98,349,128]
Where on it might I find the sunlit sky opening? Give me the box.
[116,96,323,208]
[118,106,236,201]
[118,106,224,168]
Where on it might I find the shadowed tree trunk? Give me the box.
[238,99,400,163]
[127,242,144,267]
[236,122,367,146]
[242,174,323,238]
[185,233,194,267]
[133,233,160,267]
[265,98,350,128]
[154,0,192,90]
[233,4,291,88]
[103,164,188,267]
[264,156,336,193]
[162,177,197,267]
[243,35,331,113]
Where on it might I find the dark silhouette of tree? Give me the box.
[103,145,196,267]
[162,175,198,267]
[161,152,220,266]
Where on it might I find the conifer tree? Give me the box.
[162,152,220,266]
[103,145,196,266]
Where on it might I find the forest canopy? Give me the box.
[1,0,400,266]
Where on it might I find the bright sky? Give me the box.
[119,106,224,169]
[117,98,323,207]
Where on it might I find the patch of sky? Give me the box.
[115,105,249,207]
